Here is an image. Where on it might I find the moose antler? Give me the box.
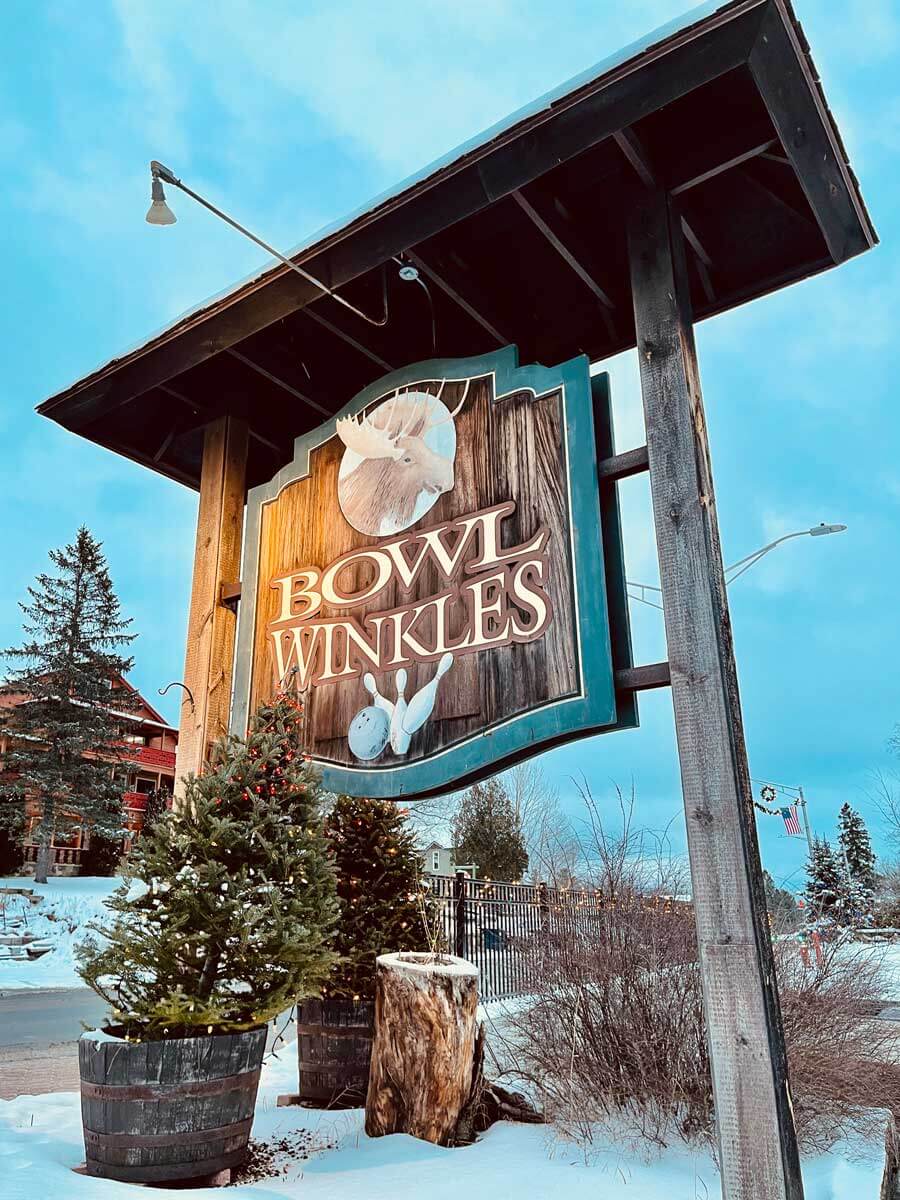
[336,412,403,460]
[425,379,470,430]
[337,380,471,462]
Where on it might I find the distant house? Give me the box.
[420,842,455,876]
[0,673,178,875]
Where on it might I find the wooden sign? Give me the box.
[232,346,632,797]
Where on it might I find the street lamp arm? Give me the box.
[627,523,846,597]
[724,530,808,575]
[147,161,389,328]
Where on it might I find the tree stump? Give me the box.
[365,952,478,1146]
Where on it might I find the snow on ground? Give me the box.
[0,876,119,992]
[873,944,900,996]
[0,1043,885,1200]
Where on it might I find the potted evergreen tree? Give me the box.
[76,696,337,1184]
[298,794,437,1107]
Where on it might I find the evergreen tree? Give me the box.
[142,785,171,834]
[1,529,135,882]
[80,832,124,877]
[324,795,438,1001]
[763,870,801,933]
[0,821,23,876]
[454,777,529,881]
[76,697,338,1038]
[838,802,877,895]
[805,838,845,923]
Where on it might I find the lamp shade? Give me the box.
[146,177,176,226]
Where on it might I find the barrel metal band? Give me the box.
[84,1116,253,1149]
[80,1066,260,1102]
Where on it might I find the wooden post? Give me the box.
[174,417,248,804]
[627,188,803,1200]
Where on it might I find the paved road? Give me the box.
[0,989,296,1100]
[0,988,107,1099]
[0,986,107,1047]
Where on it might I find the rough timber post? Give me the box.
[627,188,803,1200]
[174,416,248,805]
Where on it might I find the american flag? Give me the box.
[781,805,802,837]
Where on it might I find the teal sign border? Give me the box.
[233,345,636,798]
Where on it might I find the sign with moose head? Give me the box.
[232,346,634,798]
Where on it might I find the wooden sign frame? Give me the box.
[232,346,635,797]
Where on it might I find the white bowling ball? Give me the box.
[348,705,390,761]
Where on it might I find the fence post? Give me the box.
[454,871,467,959]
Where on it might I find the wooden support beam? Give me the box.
[614,127,716,301]
[174,417,249,803]
[596,444,649,482]
[749,0,875,264]
[405,251,507,346]
[159,384,284,455]
[153,416,185,463]
[614,661,670,692]
[511,190,615,309]
[680,219,716,303]
[670,137,775,195]
[627,188,803,1200]
[224,348,332,417]
[613,128,655,187]
[302,308,393,372]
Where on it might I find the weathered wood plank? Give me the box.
[174,417,248,801]
[748,0,876,264]
[627,187,803,1200]
[614,662,669,692]
[596,444,649,482]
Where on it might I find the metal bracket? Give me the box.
[220,581,242,613]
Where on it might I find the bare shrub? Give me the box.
[516,898,709,1151]
[778,939,899,1152]
[507,785,900,1155]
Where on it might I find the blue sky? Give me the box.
[2,0,898,886]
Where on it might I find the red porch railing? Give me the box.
[119,744,176,771]
[22,845,83,867]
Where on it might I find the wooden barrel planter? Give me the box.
[298,997,374,1106]
[78,1026,266,1183]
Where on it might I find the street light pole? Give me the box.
[797,786,814,861]
[628,523,847,609]
[754,778,814,859]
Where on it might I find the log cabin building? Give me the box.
[0,674,177,875]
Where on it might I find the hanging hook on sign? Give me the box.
[158,681,195,714]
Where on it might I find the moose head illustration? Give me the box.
[336,382,469,536]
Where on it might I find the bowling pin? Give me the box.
[389,669,410,755]
[403,653,453,737]
[363,672,394,717]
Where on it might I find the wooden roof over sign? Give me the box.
[38,0,876,492]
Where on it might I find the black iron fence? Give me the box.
[427,872,607,1001]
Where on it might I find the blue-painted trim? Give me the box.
[233,346,632,798]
